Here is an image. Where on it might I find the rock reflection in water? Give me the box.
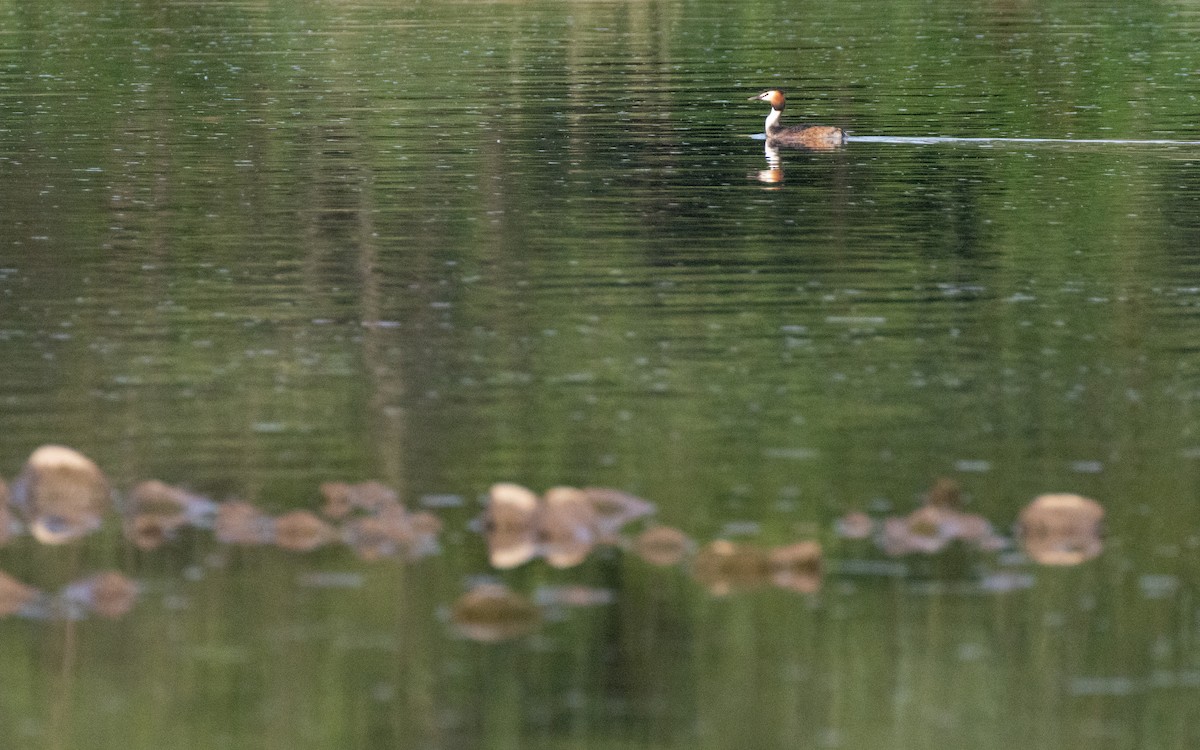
[1018,493,1105,565]
[340,500,442,561]
[10,445,112,544]
[692,540,824,596]
[0,443,1121,648]
[319,481,399,520]
[484,483,655,570]
[450,583,541,643]
[0,570,139,621]
[63,571,139,619]
[124,480,217,551]
[851,479,1007,557]
[693,541,771,596]
[484,483,540,569]
[200,485,441,561]
[769,541,823,594]
[341,505,413,561]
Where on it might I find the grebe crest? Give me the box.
[749,89,845,150]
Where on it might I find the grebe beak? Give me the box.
[748,93,766,101]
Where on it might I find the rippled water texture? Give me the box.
[2,0,1200,747]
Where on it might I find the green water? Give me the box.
[2,0,1199,747]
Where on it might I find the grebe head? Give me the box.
[749,89,786,110]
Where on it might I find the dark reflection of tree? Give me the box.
[299,113,407,496]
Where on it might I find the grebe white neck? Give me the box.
[764,107,782,132]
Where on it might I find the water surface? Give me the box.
[2,0,1199,747]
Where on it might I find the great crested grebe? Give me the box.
[749,89,845,149]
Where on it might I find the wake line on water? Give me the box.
[847,135,1200,146]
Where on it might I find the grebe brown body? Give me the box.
[749,89,845,149]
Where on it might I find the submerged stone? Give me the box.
[692,540,771,596]
[450,583,540,643]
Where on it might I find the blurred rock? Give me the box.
[878,507,955,556]
[123,480,217,550]
[692,540,770,596]
[63,571,139,619]
[1018,493,1104,565]
[124,513,180,551]
[834,511,874,540]
[769,541,823,594]
[484,483,539,569]
[319,481,398,519]
[580,487,655,542]
[877,500,1006,556]
[539,486,597,568]
[274,510,337,552]
[634,525,693,566]
[11,445,112,544]
[215,501,273,545]
[404,510,443,559]
[319,482,355,519]
[925,477,963,509]
[341,503,411,561]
